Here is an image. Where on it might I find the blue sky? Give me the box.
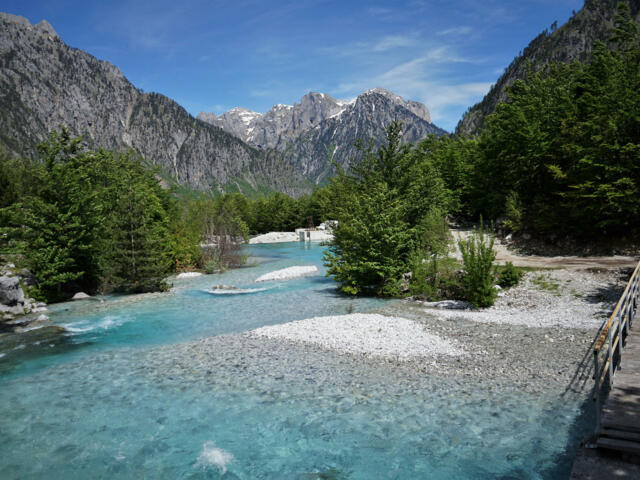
[3,0,583,131]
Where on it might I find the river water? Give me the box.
[0,242,590,479]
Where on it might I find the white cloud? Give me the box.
[372,35,417,52]
[335,53,492,127]
[436,26,473,37]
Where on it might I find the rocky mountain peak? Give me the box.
[0,13,308,196]
[198,88,444,184]
[0,13,59,40]
[35,19,58,38]
[359,87,431,123]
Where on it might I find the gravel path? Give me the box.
[451,229,638,269]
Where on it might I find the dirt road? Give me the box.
[451,229,638,269]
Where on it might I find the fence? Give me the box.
[592,259,640,434]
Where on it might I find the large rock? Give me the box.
[0,275,24,306]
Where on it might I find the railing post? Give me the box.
[608,316,615,387]
[594,349,601,436]
[617,308,624,369]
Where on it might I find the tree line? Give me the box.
[324,3,640,300]
[1,4,637,305]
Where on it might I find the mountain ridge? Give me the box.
[198,87,446,183]
[0,11,445,194]
[0,12,308,196]
[456,0,640,136]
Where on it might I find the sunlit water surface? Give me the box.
[0,242,590,479]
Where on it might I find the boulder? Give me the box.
[29,314,51,328]
[71,292,91,300]
[0,275,24,306]
[19,268,37,287]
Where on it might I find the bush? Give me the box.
[204,259,222,274]
[458,227,497,308]
[409,254,463,301]
[497,262,523,288]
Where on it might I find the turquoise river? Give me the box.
[0,242,592,479]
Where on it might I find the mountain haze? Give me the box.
[457,0,640,136]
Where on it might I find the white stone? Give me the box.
[72,292,91,300]
[176,272,203,279]
[248,313,464,360]
[255,266,318,282]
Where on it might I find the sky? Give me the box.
[2,0,583,131]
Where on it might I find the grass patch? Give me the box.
[531,274,561,293]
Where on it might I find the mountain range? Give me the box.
[0,12,443,195]
[2,0,637,195]
[198,88,445,183]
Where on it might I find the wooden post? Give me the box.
[608,317,615,387]
[594,349,601,436]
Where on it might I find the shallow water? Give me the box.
[0,242,590,479]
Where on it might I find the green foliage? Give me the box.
[414,135,479,216]
[409,255,463,301]
[502,192,523,233]
[473,3,640,237]
[1,129,173,301]
[531,273,560,292]
[496,261,523,288]
[170,192,250,272]
[324,182,415,296]
[324,122,452,296]
[458,227,497,308]
[97,157,172,294]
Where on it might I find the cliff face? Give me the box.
[456,0,640,136]
[199,88,446,183]
[0,13,307,194]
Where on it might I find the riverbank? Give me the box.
[139,267,626,395]
[249,231,333,244]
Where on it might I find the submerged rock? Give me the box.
[0,325,67,351]
[211,285,239,290]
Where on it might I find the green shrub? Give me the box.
[458,227,497,308]
[496,261,523,288]
[409,254,463,301]
[204,259,222,274]
[503,192,523,233]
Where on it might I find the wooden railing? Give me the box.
[592,259,640,434]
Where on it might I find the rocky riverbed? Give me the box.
[100,267,626,399]
[1,264,627,398]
